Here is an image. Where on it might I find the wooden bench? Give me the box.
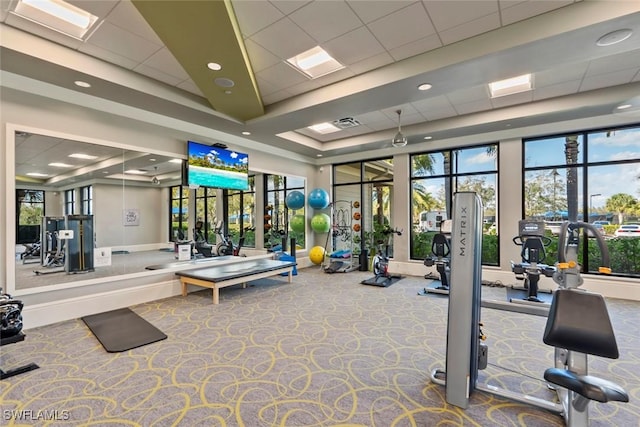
[175,258,296,304]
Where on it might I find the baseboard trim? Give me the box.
[22,279,181,330]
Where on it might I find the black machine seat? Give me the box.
[424,233,450,267]
[542,288,629,404]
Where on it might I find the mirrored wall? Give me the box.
[11,128,189,292]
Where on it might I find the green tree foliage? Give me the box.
[605,193,637,224]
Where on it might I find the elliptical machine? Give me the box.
[509,220,555,304]
[361,225,403,287]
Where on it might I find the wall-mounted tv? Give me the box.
[186,141,249,190]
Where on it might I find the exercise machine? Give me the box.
[193,220,215,257]
[214,220,244,256]
[0,288,39,379]
[65,214,94,274]
[361,226,403,287]
[508,220,555,305]
[430,192,628,425]
[421,219,452,295]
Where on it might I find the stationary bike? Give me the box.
[213,220,244,256]
[361,226,403,287]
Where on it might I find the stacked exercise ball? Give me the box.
[308,188,330,210]
[309,246,325,265]
[285,190,305,211]
[311,213,331,233]
[290,214,306,233]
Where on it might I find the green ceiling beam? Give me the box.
[132,0,263,121]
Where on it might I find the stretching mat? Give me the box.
[82,308,167,352]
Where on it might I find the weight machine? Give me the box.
[430,192,628,425]
[421,219,452,295]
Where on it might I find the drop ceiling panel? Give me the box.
[288,1,362,43]
[580,69,639,92]
[86,20,161,62]
[256,62,309,92]
[78,42,139,70]
[104,0,163,44]
[249,17,316,59]
[346,0,414,24]
[271,0,311,16]
[499,0,574,26]
[387,34,442,62]
[534,62,588,87]
[323,27,386,66]
[141,47,190,81]
[243,38,282,73]
[366,3,436,51]
[231,0,284,37]
[424,0,499,31]
[454,99,494,115]
[585,49,640,76]
[437,13,501,45]
[533,80,581,101]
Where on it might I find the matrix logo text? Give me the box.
[3,409,70,421]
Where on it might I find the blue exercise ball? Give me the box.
[285,190,305,210]
[308,188,330,209]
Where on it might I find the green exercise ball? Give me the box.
[290,214,306,233]
[311,213,331,233]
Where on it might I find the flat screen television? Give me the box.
[185,141,249,190]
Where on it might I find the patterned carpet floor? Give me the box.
[1,267,638,426]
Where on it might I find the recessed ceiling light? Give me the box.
[242,131,251,135]
[169,159,183,164]
[149,158,156,162]
[74,80,91,88]
[316,154,323,157]
[68,153,98,160]
[207,62,222,71]
[26,172,48,177]
[423,136,432,140]
[596,29,633,47]
[617,104,632,110]
[48,162,72,167]
[224,90,232,95]
[12,0,99,39]
[308,122,341,134]
[125,169,147,175]
[287,46,344,79]
[488,74,532,98]
[418,83,432,91]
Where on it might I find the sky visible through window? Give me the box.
[525,127,640,212]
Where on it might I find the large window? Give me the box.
[410,144,498,264]
[64,189,76,215]
[80,185,93,215]
[170,185,189,241]
[523,125,640,277]
[224,176,255,247]
[16,189,44,244]
[265,174,305,250]
[333,158,394,262]
[194,187,216,242]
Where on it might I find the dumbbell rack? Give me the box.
[1,332,39,379]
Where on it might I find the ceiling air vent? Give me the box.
[332,117,361,129]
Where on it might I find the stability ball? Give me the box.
[290,214,306,233]
[285,190,305,210]
[311,213,331,233]
[308,188,330,209]
[309,246,325,265]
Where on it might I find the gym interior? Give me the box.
[2,1,640,425]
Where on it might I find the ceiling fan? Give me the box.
[392,109,407,148]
